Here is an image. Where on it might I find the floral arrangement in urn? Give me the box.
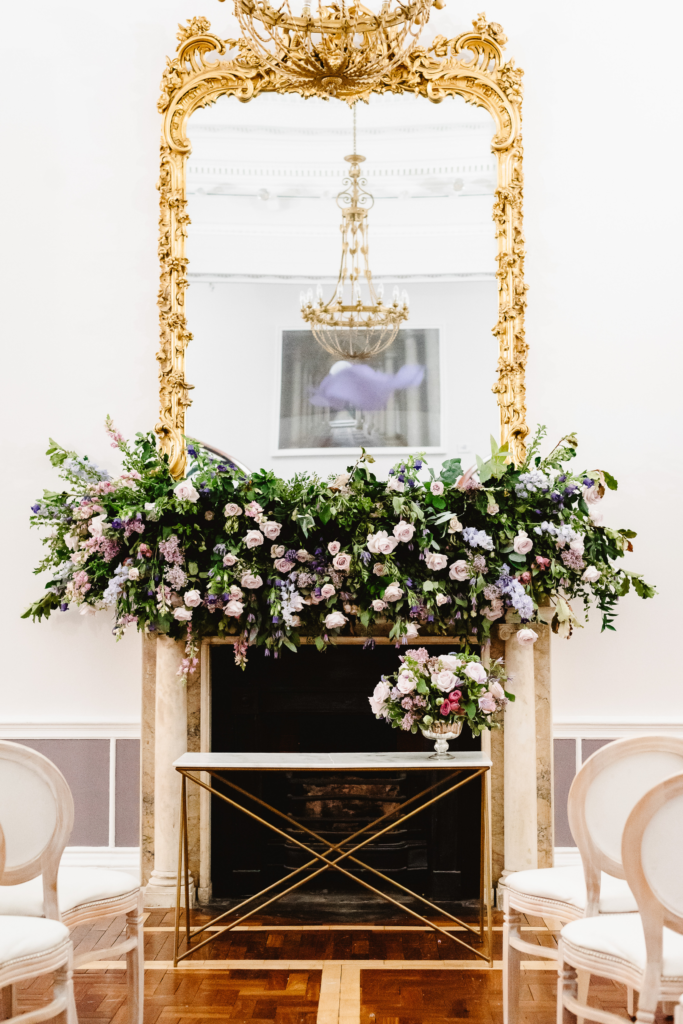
[369,649,512,741]
[23,420,655,675]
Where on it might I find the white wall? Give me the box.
[2,0,681,726]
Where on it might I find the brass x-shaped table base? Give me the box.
[173,760,492,967]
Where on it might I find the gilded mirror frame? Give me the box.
[157,12,527,479]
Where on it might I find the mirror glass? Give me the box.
[185,91,497,476]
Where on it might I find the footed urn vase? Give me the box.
[419,719,463,759]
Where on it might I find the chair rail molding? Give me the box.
[0,723,141,739]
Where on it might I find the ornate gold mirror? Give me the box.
[157,13,526,479]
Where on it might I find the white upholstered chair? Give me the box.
[0,742,144,1024]
[558,769,683,1024]
[0,770,76,1024]
[502,736,683,1024]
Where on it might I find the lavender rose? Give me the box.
[425,552,448,571]
[430,481,444,496]
[260,521,282,540]
[435,593,449,606]
[393,520,415,543]
[328,541,341,555]
[478,693,497,713]
[373,563,387,576]
[449,560,469,581]
[320,583,336,599]
[183,589,202,607]
[383,583,404,602]
[433,669,456,692]
[241,573,263,589]
[333,553,352,571]
[438,655,462,671]
[324,611,348,629]
[273,558,296,573]
[244,530,264,549]
[396,671,416,693]
[367,531,398,555]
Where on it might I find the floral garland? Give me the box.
[23,421,655,675]
[371,648,513,738]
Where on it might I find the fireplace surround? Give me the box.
[140,626,553,908]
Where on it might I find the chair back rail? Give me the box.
[567,736,683,916]
[0,741,74,919]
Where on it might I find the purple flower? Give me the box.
[60,602,69,612]
[398,473,405,482]
[360,550,372,564]
[583,477,594,487]
[389,468,395,476]
[111,518,123,530]
[406,578,413,588]
[286,549,298,561]
[272,615,280,624]
[31,503,41,513]
[414,459,423,470]
[186,446,197,458]
[216,464,228,473]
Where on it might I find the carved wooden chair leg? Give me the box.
[126,892,145,1024]
[503,890,523,1024]
[576,969,590,1024]
[558,960,578,1024]
[53,960,77,1024]
[627,987,636,1018]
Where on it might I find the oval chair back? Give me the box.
[0,741,74,919]
[567,736,683,915]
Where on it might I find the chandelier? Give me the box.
[229,0,441,99]
[300,111,409,360]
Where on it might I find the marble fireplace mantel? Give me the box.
[140,627,552,907]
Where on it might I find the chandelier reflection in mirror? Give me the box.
[300,109,410,360]
[228,0,442,99]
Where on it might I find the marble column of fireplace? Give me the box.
[140,627,553,902]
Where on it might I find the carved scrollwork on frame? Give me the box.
[157,11,528,477]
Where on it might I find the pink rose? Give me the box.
[582,565,601,583]
[490,682,506,700]
[241,573,263,589]
[516,628,538,646]
[383,583,404,602]
[439,655,462,671]
[222,553,237,567]
[244,530,264,549]
[373,563,387,576]
[320,583,336,599]
[296,549,311,563]
[435,593,449,606]
[224,599,244,618]
[271,545,285,558]
[518,571,531,584]
[274,558,296,573]
[393,520,415,543]
[372,599,387,612]
[433,669,456,692]
[138,543,152,559]
[439,701,452,717]
[173,606,193,621]
[535,556,550,569]
[223,503,242,517]
[229,586,244,600]
[260,521,282,540]
[174,481,199,503]
[583,482,603,504]
[464,662,487,684]
[425,552,448,571]
[183,589,202,607]
[367,531,397,555]
[324,611,348,630]
[333,553,351,572]
[328,541,341,556]
[430,481,444,496]
[478,694,497,713]
[484,604,504,621]
[513,531,533,555]
[405,623,419,639]
[397,671,416,693]
[449,560,469,581]
[245,501,263,518]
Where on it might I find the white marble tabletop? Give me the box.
[173,751,491,771]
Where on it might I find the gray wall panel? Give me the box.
[115,739,140,846]
[553,738,577,847]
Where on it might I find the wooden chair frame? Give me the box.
[559,770,683,1024]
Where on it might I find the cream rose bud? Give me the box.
[383,583,404,602]
[393,520,415,543]
[448,515,463,534]
[244,530,264,549]
[271,545,285,559]
[223,503,242,517]
[484,604,504,621]
[487,502,500,515]
[260,521,282,540]
[371,599,387,612]
[174,480,199,503]
[296,549,312,563]
[273,558,296,573]
[128,567,140,581]
[433,669,456,692]
[439,655,462,671]
[320,584,336,599]
[173,606,193,621]
[332,473,350,489]
[516,628,538,646]
[224,599,244,618]
[404,623,419,639]
[435,593,449,606]
[324,611,348,630]
[184,589,202,607]
[583,483,602,504]
[241,573,263,590]
[430,481,445,496]
[569,537,585,555]
[373,563,387,576]
[328,541,341,556]
[387,478,405,493]
[464,661,488,684]
[490,681,506,700]
[397,672,416,693]
[333,553,352,571]
[373,680,391,703]
[478,693,497,713]
[449,560,469,581]
[425,552,448,571]
[222,553,237,567]
[513,530,533,554]
[582,565,601,583]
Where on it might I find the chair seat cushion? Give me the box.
[562,913,683,980]
[505,866,638,913]
[0,867,139,918]
[0,917,70,966]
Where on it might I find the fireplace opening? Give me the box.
[210,643,483,909]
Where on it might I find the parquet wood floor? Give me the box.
[4,908,672,1024]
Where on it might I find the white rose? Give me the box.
[383,583,404,603]
[128,567,140,581]
[405,623,419,639]
[325,611,348,630]
[387,478,405,493]
[184,589,202,607]
[439,655,462,671]
[396,671,416,694]
[433,669,456,692]
[448,515,463,534]
[224,599,244,618]
[582,565,601,583]
[173,606,193,621]
[425,552,448,571]
[589,506,604,525]
[464,662,487,684]
[240,573,263,589]
[88,514,108,537]
[289,593,305,613]
[244,530,264,549]
[373,680,391,702]
[393,520,415,543]
[174,480,199,503]
[516,628,538,646]
[490,681,506,700]
[449,560,469,582]
[513,531,533,555]
[435,593,449,606]
[222,553,237,567]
